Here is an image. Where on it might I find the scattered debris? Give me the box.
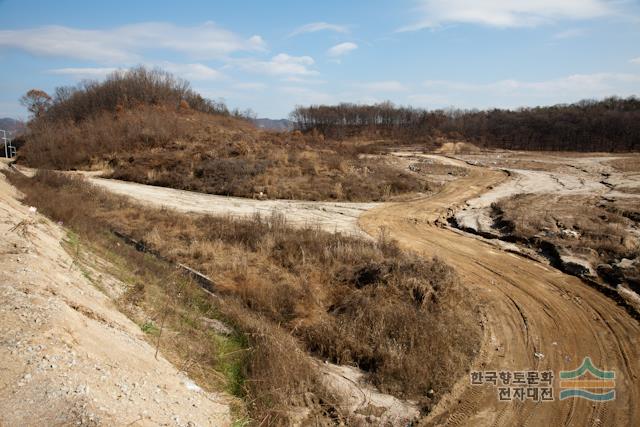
[199,317,233,336]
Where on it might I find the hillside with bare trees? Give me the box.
[292,98,640,151]
[16,68,446,201]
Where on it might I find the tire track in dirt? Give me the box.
[359,161,640,427]
[62,157,639,426]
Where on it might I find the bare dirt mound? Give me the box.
[0,164,232,426]
[360,162,640,426]
[435,141,481,155]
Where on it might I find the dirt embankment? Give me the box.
[453,156,618,235]
[360,161,640,426]
[0,163,232,426]
[450,153,640,297]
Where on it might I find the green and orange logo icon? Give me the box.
[559,357,615,401]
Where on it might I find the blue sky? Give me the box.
[1,0,639,119]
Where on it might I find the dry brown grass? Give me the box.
[493,194,639,288]
[20,105,425,202]
[7,170,481,423]
[494,194,636,255]
[607,157,640,173]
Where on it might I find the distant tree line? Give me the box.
[291,97,640,151]
[290,101,443,142]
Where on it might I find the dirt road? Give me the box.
[360,162,640,426]
[24,155,639,425]
[87,177,378,236]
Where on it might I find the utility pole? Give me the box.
[1,130,7,158]
[0,130,15,158]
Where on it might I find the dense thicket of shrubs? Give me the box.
[42,67,229,123]
[20,66,239,168]
[291,97,640,151]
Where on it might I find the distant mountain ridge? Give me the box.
[0,118,25,137]
[252,118,293,131]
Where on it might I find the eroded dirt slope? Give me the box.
[454,152,640,234]
[0,164,232,426]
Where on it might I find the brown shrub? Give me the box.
[6,170,481,422]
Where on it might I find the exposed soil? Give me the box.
[13,165,380,237]
[88,176,379,237]
[0,161,232,426]
[451,152,640,295]
[453,153,635,234]
[360,159,640,426]
[5,149,640,426]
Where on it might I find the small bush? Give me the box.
[141,321,159,335]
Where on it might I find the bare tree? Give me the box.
[20,89,52,117]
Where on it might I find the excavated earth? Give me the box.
[360,154,640,426]
[5,150,640,426]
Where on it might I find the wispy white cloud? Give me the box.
[416,73,640,108]
[235,53,317,76]
[399,0,616,31]
[356,81,408,92]
[423,73,640,94]
[49,62,225,81]
[327,42,358,57]
[233,82,267,91]
[631,57,640,64]
[0,22,266,63]
[553,28,587,39]
[407,93,456,106]
[159,63,225,81]
[281,76,327,84]
[289,22,349,37]
[280,86,333,103]
[48,67,119,78]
